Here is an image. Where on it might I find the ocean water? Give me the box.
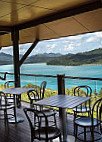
[0,63,102,92]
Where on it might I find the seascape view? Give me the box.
[0,31,102,93]
[0,63,102,93]
[1,2,102,142]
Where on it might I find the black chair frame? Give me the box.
[4,81,21,107]
[0,91,16,126]
[27,81,57,128]
[74,97,102,142]
[27,81,47,106]
[73,85,92,117]
[24,108,61,142]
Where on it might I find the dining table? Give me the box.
[2,87,34,123]
[34,94,91,142]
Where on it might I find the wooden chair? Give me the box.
[24,108,61,142]
[74,97,102,142]
[0,91,16,126]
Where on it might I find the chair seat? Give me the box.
[6,98,14,103]
[0,104,15,110]
[35,127,61,140]
[36,109,56,117]
[73,106,91,113]
[7,96,13,99]
[31,96,42,101]
[1,97,14,105]
[75,117,100,127]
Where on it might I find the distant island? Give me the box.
[0,48,102,66]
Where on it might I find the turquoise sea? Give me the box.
[0,63,102,92]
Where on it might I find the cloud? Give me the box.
[63,40,70,44]
[19,44,31,55]
[94,31,102,38]
[46,44,50,48]
[51,44,57,49]
[3,46,12,50]
[86,36,97,42]
[64,43,74,51]
[49,38,59,42]
[0,46,13,55]
[0,31,102,56]
[86,31,102,43]
[66,35,83,40]
[46,43,57,49]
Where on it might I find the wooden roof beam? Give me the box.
[17,0,102,30]
[19,39,39,66]
[0,26,12,32]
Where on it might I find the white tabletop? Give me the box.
[2,87,34,95]
[34,94,91,109]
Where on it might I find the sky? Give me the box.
[0,31,102,56]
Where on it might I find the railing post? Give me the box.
[57,74,65,95]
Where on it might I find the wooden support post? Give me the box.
[57,74,65,114]
[57,74,66,140]
[19,39,39,66]
[11,28,20,87]
[57,74,65,95]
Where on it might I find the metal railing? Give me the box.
[0,72,102,105]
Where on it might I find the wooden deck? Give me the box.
[0,102,101,142]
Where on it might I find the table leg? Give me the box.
[8,117,24,123]
[16,94,21,108]
[8,94,24,123]
[59,108,68,142]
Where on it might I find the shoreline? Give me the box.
[47,63,102,67]
[1,62,102,67]
[81,63,102,66]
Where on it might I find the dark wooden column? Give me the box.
[11,28,20,87]
[57,74,65,95]
[19,39,39,66]
[57,74,66,140]
[57,74,65,113]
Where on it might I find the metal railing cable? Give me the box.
[0,72,102,81]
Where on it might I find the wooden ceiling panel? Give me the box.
[0,0,98,26]
[75,8,102,32]
[0,1,23,18]
[38,25,59,40]
[15,5,53,23]
[0,2,54,26]
[19,27,37,44]
[0,1,26,26]
[0,0,38,5]
[0,0,102,47]
[43,17,88,38]
[35,0,95,11]
[0,33,12,47]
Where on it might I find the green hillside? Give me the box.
[24,53,62,64]
[47,48,102,66]
[0,52,13,65]
[0,48,102,66]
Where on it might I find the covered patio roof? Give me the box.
[0,0,102,48]
[0,0,102,87]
